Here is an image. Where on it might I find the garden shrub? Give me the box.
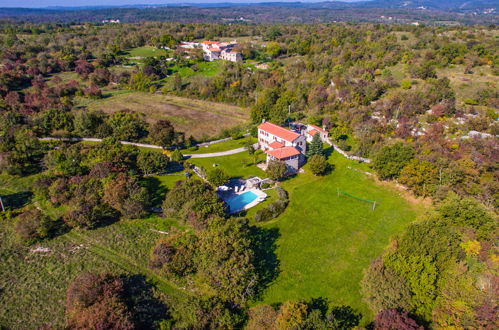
[255,187,289,222]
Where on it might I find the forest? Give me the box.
[0,19,497,329]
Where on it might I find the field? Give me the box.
[0,148,424,327]
[0,172,189,328]
[436,65,497,104]
[169,61,222,78]
[188,150,266,179]
[258,152,425,323]
[126,46,168,58]
[84,92,249,139]
[188,137,255,154]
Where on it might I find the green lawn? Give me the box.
[167,61,222,79]
[258,152,425,324]
[126,46,168,58]
[188,150,266,179]
[1,149,424,327]
[187,137,255,154]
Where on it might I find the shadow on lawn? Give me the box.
[122,274,169,328]
[249,226,280,299]
[143,176,169,207]
[1,191,33,210]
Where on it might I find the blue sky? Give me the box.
[2,0,361,8]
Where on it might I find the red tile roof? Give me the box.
[309,124,328,134]
[208,47,221,52]
[258,122,301,142]
[269,141,284,149]
[202,41,219,44]
[307,129,319,136]
[265,146,301,159]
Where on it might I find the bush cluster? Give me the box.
[254,186,289,222]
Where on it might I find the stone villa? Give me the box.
[258,121,307,172]
[258,121,330,172]
[201,40,243,63]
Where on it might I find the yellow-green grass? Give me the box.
[126,46,168,58]
[436,64,497,104]
[169,61,222,78]
[0,173,188,328]
[187,137,255,154]
[188,151,266,179]
[84,92,249,139]
[258,152,425,324]
[391,31,418,47]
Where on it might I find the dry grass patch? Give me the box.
[85,92,249,139]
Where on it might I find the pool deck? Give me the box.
[227,189,267,214]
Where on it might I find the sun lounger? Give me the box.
[235,186,239,193]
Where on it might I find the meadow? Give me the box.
[258,152,425,323]
[85,92,249,139]
[0,148,424,327]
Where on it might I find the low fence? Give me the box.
[40,133,249,150]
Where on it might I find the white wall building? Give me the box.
[258,121,306,172]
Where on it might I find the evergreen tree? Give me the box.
[307,133,324,157]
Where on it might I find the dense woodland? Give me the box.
[0,20,497,329]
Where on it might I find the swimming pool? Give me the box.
[227,191,259,213]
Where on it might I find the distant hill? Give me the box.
[0,1,497,24]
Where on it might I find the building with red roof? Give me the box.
[201,40,242,63]
[258,121,306,172]
[305,124,329,143]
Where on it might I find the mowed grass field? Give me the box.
[85,92,249,139]
[258,152,425,323]
[126,46,168,58]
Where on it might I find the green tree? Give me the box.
[308,154,329,176]
[103,173,149,219]
[149,120,175,148]
[162,180,226,229]
[437,193,496,240]
[128,70,152,91]
[14,208,59,244]
[307,133,324,157]
[266,159,287,181]
[73,111,106,137]
[149,233,198,277]
[266,42,282,58]
[275,301,308,330]
[385,253,439,320]
[170,149,184,162]
[171,73,183,92]
[399,159,438,196]
[372,142,414,180]
[361,257,412,314]
[43,144,86,177]
[196,217,256,304]
[137,151,169,175]
[0,128,41,175]
[206,167,230,187]
[107,112,148,141]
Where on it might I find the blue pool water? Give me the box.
[227,191,258,212]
